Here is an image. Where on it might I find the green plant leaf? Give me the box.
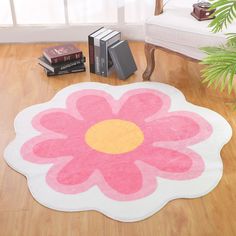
[208,0,236,32]
[226,33,236,47]
[200,47,236,93]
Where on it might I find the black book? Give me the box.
[44,63,86,76]
[108,40,137,80]
[38,55,86,73]
[88,27,107,73]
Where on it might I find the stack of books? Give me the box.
[38,44,86,76]
[88,27,137,80]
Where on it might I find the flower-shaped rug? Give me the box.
[4,82,232,222]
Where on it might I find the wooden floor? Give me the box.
[0,42,236,236]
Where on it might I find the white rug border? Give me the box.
[4,82,232,222]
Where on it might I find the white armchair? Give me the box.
[142,0,236,81]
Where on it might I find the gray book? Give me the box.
[100,31,121,77]
[108,40,137,80]
[94,29,112,75]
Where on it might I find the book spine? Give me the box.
[101,33,121,77]
[100,40,106,77]
[54,57,86,73]
[51,51,83,64]
[88,35,95,73]
[94,38,101,75]
[46,67,86,76]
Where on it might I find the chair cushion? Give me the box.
[145,0,236,60]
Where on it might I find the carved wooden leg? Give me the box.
[142,43,156,81]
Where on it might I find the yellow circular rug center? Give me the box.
[85,119,144,154]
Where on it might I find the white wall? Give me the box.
[0,0,154,43]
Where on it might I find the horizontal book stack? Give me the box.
[38,44,86,76]
[88,28,137,80]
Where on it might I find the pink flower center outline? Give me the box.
[21,88,213,201]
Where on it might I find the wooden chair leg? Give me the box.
[142,43,156,81]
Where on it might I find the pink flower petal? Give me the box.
[33,139,73,158]
[144,115,200,142]
[118,92,165,122]
[141,147,192,172]
[56,159,94,185]
[100,161,143,194]
[137,146,204,179]
[76,95,113,123]
[142,111,212,147]
[37,111,86,136]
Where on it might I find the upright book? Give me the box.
[88,27,107,73]
[94,29,113,75]
[108,40,137,80]
[100,31,121,77]
[43,44,83,64]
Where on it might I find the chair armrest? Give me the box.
[155,0,164,15]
